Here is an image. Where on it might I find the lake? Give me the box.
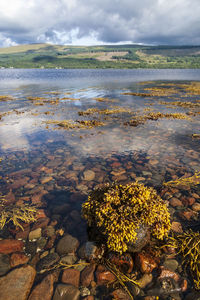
[0,69,200,299]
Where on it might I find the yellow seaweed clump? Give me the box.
[0,196,38,230]
[82,182,171,254]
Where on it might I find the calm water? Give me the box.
[0,69,200,296]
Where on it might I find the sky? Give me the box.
[0,0,200,47]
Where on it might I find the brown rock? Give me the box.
[10,252,29,267]
[31,217,50,230]
[62,268,80,287]
[81,264,96,287]
[28,273,54,300]
[15,226,30,240]
[135,251,158,274]
[53,284,80,300]
[96,265,116,285]
[187,197,195,206]
[0,265,36,300]
[169,197,183,207]
[0,239,24,254]
[171,221,183,233]
[192,202,200,212]
[159,266,180,282]
[179,210,197,220]
[83,297,94,300]
[137,273,153,288]
[111,289,131,300]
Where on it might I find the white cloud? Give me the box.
[0,0,199,46]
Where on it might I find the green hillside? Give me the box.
[0,43,200,69]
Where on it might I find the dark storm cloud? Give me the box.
[0,0,199,46]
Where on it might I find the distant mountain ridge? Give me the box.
[0,43,199,68]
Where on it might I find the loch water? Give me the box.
[0,69,199,299]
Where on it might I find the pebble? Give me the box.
[82,170,95,181]
[170,198,183,207]
[29,228,42,241]
[36,253,60,272]
[135,251,158,274]
[137,273,153,289]
[56,234,79,255]
[28,273,55,300]
[192,202,200,212]
[171,222,183,233]
[163,259,179,272]
[62,268,80,287]
[53,284,80,300]
[81,264,96,287]
[0,239,24,254]
[60,254,77,265]
[10,252,29,267]
[96,265,116,285]
[0,265,36,300]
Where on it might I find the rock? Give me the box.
[185,291,200,300]
[111,288,131,300]
[36,253,60,272]
[52,204,71,215]
[60,254,77,265]
[83,296,94,300]
[43,226,55,237]
[0,239,24,254]
[56,234,79,255]
[171,222,183,233]
[163,259,179,272]
[40,176,53,184]
[159,266,180,282]
[10,252,29,267]
[79,287,90,297]
[82,170,95,181]
[137,274,153,289]
[108,253,133,273]
[192,203,200,212]
[62,268,80,287]
[0,253,10,275]
[29,228,42,241]
[74,259,88,272]
[96,265,116,285]
[127,225,150,252]
[28,273,54,300]
[0,265,36,300]
[135,251,158,273]
[32,218,50,230]
[81,264,96,287]
[169,198,183,207]
[53,284,80,300]
[78,241,101,261]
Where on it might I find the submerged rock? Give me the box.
[53,284,80,300]
[28,273,55,300]
[56,234,79,255]
[0,265,36,300]
[0,253,10,275]
[36,253,60,272]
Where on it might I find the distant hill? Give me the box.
[0,43,200,69]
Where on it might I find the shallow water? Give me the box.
[0,69,200,298]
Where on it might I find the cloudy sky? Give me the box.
[0,0,200,47]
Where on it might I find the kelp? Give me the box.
[167,230,200,290]
[45,119,105,130]
[0,196,38,230]
[163,172,200,188]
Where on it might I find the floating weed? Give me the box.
[93,97,118,103]
[0,95,15,101]
[167,230,200,290]
[78,107,131,116]
[82,182,171,254]
[158,101,200,108]
[0,196,38,230]
[45,119,105,130]
[163,172,200,188]
[192,134,200,139]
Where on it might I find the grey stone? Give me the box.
[60,254,77,265]
[53,284,80,300]
[56,234,79,255]
[163,259,179,272]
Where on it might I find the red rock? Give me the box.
[192,193,200,199]
[62,268,80,287]
[45,235,56,250]
[0,265,36,300]
[192,203,200,212]
[4,190,15,204]
[181,279,188,292]
[96,265,116,285]
[108,253,133,273]
[31,190,48,205]
[159,266,180,282]
[187,197,195,206]
[28,273,54,300]
[81,264,96,287]
[135,251,158,274]
[10,252,29,267]
[0,239,24,254]
[171,221,183,233]
[179,210,197,220]
[10,177,29,189]
[83,296,94,300]
[169,198,183,207]
[15,226,30,240]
